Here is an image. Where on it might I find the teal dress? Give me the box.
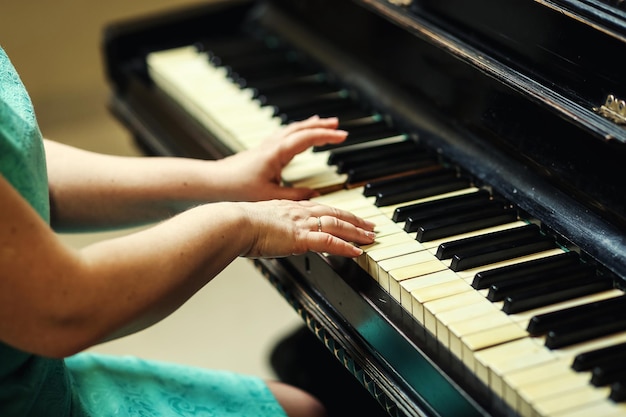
[0,46,287,417]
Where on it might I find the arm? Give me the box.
[46,116,347,231]
[0,174,374,359]
[1,115,375,358]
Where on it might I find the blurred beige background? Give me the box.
[0,0,302,378]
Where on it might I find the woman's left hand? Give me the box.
[214,115,347,201]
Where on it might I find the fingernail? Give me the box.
[351,246,364,256]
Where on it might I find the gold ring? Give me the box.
[317,217,322,232]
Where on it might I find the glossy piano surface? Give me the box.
[102,1,626,416]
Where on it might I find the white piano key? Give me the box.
[534,386,611,416]
[311,187,367,205]
[447,310,520,358]
[547,400,626,417]
[422,290,487,335]
[377,249,438,289]
[402,274,471,317]
[387,259,448,300]
[366,240,427,280]
[503,357,572,412]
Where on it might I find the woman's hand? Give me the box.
[236,199,376,258]
[214,115,347,202]
[43,116,349,231]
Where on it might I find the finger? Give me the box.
[316,205,377,232]
[314,215,376,245]
[298,203,377,233]
[307,233,364,258]
[277,128,348,165]
[287,200,376,232]
[280,115,339,136]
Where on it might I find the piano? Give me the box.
[102,0,626,415]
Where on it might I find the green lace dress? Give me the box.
[0,46,287,417]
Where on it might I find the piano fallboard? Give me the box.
[102,1,626,416]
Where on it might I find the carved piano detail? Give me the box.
[103,1,626,416]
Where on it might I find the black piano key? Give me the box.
[200,37,269,63]
[376,177,470,207]
[487,263,592,301]
[274,91,348,112]
[279,96,355,122]
[242,72,325,93]
[329,140,422,170]
[436,224,540,260]
[591,362,626,386]
[236,71,322,91]
[340,119,393,138]
[363,169,452,197]
[347,155,436,184]
[333,142,424,168]
[572,340,626,372]
[610,381,626,402]
[545,304,626,349]
[451,235,555,272]
[527,294,626,336]
[393,189,491,223]
[416,204,518,242]
[219,48,295,70]
[222,52,320,94]
[328,141,416,173]
[215,45,301,71]
[502,276,613,315]
[323,121,401,157]
[231,60,313,86]
[316,126,404,153]
[334,108,381,124]
[288,104,375,125]
[338,114,385,129]
[404,195,499,233]
[256,84,340,109]
[374,170,456,195]
[471,251,580,290]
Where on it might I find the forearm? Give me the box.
[1,198,250,358]
[76,203,250,346]
[44,140,231,231]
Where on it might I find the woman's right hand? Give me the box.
[237,199,376,259]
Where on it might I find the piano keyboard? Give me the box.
[146,34,626,417]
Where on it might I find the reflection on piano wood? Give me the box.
[103,0,626,416]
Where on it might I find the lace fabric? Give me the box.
[67,353,287,417]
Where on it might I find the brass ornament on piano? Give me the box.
[594,94,626,126]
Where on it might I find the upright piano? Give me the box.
[102,0,626,415]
